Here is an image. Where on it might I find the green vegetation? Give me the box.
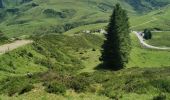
[143,29,152,40]
[101,4,131,70]
[0,0,170,37]
[45,82,66,95]
[0,33,103,79]
[146,31,170,47]
[0,32,169,99]
[127,34,170,67]
[0,32,8,45]
[0,0,170,100]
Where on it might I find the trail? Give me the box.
[133,31,170,50]
[0,40,33,54]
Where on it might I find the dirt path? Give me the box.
[0,40,33,54]
[133,31,170,50]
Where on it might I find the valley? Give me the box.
[0,0,170,100]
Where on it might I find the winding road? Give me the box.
[133,31,170,50]
[0,40,33,55]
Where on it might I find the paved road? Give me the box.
[0,40,33,54]
[133,31,170,50]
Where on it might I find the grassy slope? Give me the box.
[0,34,103,80]
[0,33,170,99]
[146,31,170,47]
[0,0,116,37]
[130,5,170,31]
[0,44,48,79]
[0,0,170,99]
[127,33,170,68]
[0,0,170,37]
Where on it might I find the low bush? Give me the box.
[19,84,34,95]
[0,76,35,96]
[45,82,66,95]
[43,9,67,18]
[153,93,166,100]
[151,79,170,93]
[67,73,92,92]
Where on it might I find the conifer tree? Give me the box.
[101,3,131,70]
[144,29,152,40]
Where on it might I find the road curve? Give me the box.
[0,40,33,54]
[133,31,170,50]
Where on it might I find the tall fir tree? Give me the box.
[101,3,131,70]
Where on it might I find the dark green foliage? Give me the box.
[18,84,34,95]
[30,2,39,7]
[43,9,75,18]
[67,73,91,92]
[42,72,92,93]
[20,0,32,4]
[151,79,170,92]
[0,11,6,21]
[0,0,3,8]
[45,82,66,95]
[6,8,19,14]
[101,4,131,70]
[0,76,34,96]
[153,93,166,100]
[90,68,170,99]
[43,9,67,18]
[0,32,8,45]
[1,65,170,99]
[144,29,152,40]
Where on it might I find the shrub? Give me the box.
[67,74,91,92]
[0,76,35,96]
[92,48,96,51]
[45,82,66,95]
[19,84,34,95]
[151,79,170,92]
[43,9,66,18]
[143,29,152,40]
[153,93,166,100]
[0,33,8,44]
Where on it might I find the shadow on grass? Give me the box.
[95,63,121,71]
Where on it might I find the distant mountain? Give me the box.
[125,0,170,12]
[0,0,170,37]
[2,0,170,12]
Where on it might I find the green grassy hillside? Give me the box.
[146,31,170,47]
[0,0,170,99]
[0,0,170,37]
[0,33,170,99]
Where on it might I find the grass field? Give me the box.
[0,32,169,99]
[146,31,170,47]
